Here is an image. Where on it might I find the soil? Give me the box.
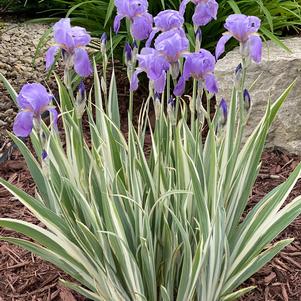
[0,147,300,300]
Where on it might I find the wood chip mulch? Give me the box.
[0,148,301,300]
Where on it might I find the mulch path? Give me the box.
[0,148,301,300]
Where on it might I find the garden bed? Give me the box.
[0,148,300,300]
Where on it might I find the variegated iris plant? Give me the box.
[0,1,300,301]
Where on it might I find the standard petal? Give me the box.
[53,18,71,32]
[45,45,60,70]
[13,111,34,137]
[114,14,124,33]
[131,13,153,41]
[17,83,52,113]
[205,73,218,94]
[48,108,58,131]
[74,48,92,77]
[174,76,186,96]
[154,72,166,94]
[179,0,190,16]
[215,34,232,60]
[71,26,91,47]
[193,1,218,27]
[249,35,262,63]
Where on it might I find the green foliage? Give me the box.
[34,0,301,51]
[0,48,301,299]
[0,0,65,16]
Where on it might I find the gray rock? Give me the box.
[4,108,14,115]
[1,34,10,42]
[215,37,301,155]
[15,49,23,57]
[0,21,54,141]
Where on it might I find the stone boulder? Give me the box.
[215,37,301,155]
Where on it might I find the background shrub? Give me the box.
[2,0,301,52]
[34,0,301,52]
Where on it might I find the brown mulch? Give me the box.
[0,150,87,301]
[239,150,301,301]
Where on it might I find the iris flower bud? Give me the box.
[195,27,202,49]
[132,40,138,49]
[125,42,132,64]
[42,150,48,160]
[234,63,242,89]
[167,96,176,124]
[132,40,139,62]
[154,92,161,120]
[75,81,86,119]
[243,89,251,111]
[100,32,107,53]
[195,27,202,41]
[219,98,228,126]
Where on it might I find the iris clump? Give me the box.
[46,18,92,77]
[3,1,301,301]
[13,83,57,137]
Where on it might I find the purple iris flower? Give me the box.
[114,0,153,41]
[180,0,218,27]
[45,18,92,77]
[13,83,58,137]
[174,49,218,96]
[146,10,184,47]
[130,47,170,94]
[154,29,189,63]
[215,14,262,63]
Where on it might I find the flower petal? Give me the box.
[13,111,34,137]
[179,0,190,16]
[74,48,92,77]
[45,45,60,70]
[71,26,91,47]
[114,14,124,33]
[131,13,153,41]
[205,73,218,94]
[215,34,232,60]
[146,28,159,47]
[249,34,262,63]
[17,83,52,113]
[53,18,75,49]
[174,76,186,96]
[154,72,166,94]
[130,69,143,91]
[192,1,218,27]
